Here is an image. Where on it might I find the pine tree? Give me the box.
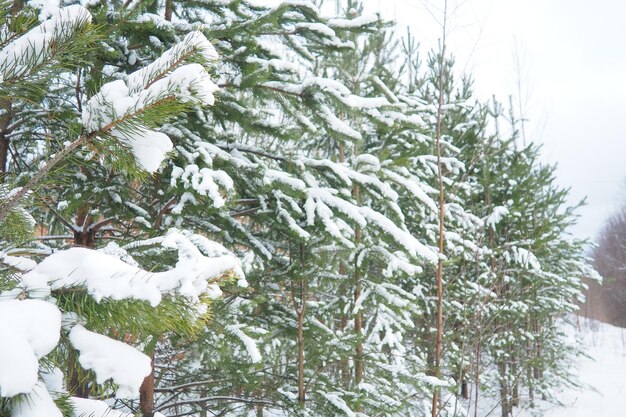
[0,3,240,416]
[0,1,597,417]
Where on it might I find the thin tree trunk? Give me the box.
[431,2,448,416]
[11,0,23,16]
[164,0,174,21]
[354,223,363,391]
[336,143,351,387]
[140,351,155,417]
[511,361,519,407]
[0,137,7,182]
[352,140,364,412]
[339,264,351,386]
[295,242,307,406]
[297,304,305,405]
[73,208,95,248]
[353,195,363,388]
[498,360,511,417]
[473,317,482,417]
[0,99,11,182]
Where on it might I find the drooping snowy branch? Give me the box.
[0,5,91,82]
[82,33,219,172]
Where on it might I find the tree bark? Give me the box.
[431,3,448,413]
[296,242,307,407]
[140,351,156,417]
[11,0,23,16]
[73,206,96,248]
[297,304,305,405]
[498,360,511,417]
[164,0,174,21]
[0,99,12,182]
[353,199,363,389]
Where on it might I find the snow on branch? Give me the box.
[71,397,133,417]
[10,382,62,417]
[226,324,262,364]
[126,31,218,95]
[0,5,91,83]
[0,300,61,397]
[81,31,219,173]
[21,229,243,305]
[69,325,151,398]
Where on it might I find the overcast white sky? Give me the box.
[359,0,626,241]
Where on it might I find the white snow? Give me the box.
[485,206,509,230]
[0,252,37,271]
[10,382,62,417]
[21,229,243,306]
[81,32,218,173]
[515,318,626,417]
[41,367,64,396]
[327,14,379,29]
[0,299,61,397]
[69,325,152,398]
[126,31,218,95]
[226,324,262,364]
[71,397,133,417]
[320,392,356,417]
[0,5,91,82]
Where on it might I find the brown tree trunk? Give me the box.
[296,242,307,407]
[164,0,174,21]
[351,139,364,412]
[11,0,23,16]
[0,134,8,182]
[339,264,350,386]
[353,200,363,389]
[140,351,155,417]
[0,99,12,182]
[73,206,96,248]
[461,377,468,399]
[297,306,305,405]
[498,361,511,417]
[431,4,448,416]
[336,144,351,387]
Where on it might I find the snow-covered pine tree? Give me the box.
[448,97,595,416]
[0,3,241,417]
[39,1,442,415]
[0,1,599,417]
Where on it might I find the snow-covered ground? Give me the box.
[522,317,626,417]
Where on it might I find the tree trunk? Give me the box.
[354,205,363,388]
[339,264,350,386]
[336,144,351,388]
[498,360,511,417]
[140,351,155,417]
[11,0,23,16]
[461,377,468,399]
[73,207,96,248]
[352,140,364,411]
[297,306,305,405]
[296,242,307,407]
[164,0,174,21]
[431,4,448,416]
[0,99,12,182]
[0,133,8,182]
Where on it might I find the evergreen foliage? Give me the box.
[0,1,595,417]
